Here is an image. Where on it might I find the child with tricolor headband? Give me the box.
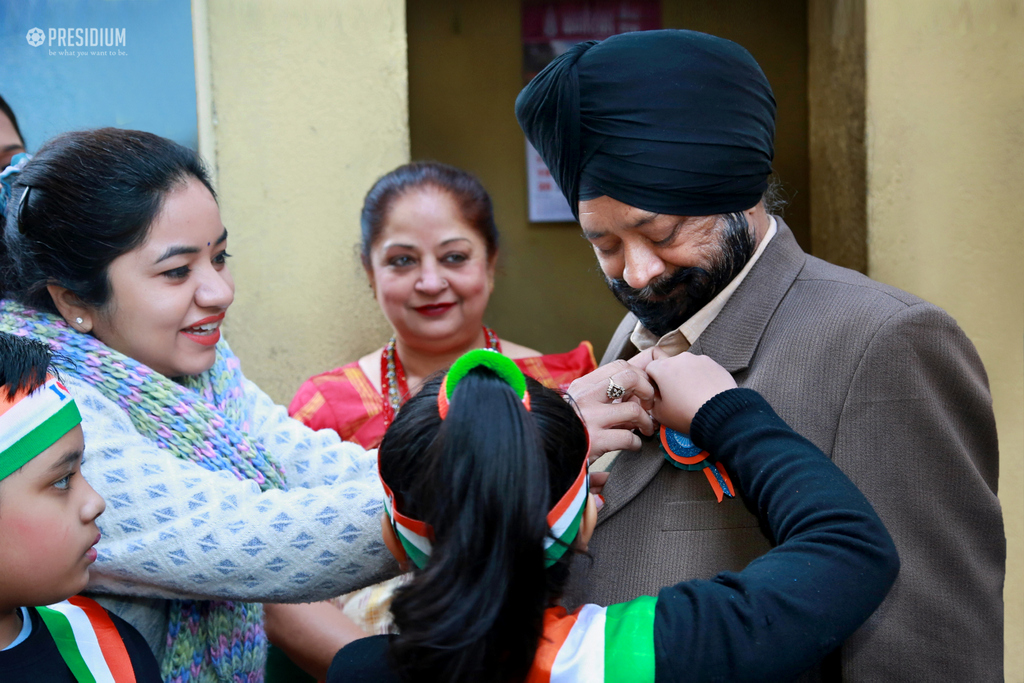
[0,333,160,682]
[329,349,900,683]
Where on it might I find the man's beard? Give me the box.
[605,212,757,338]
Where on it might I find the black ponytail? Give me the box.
[381,369,588,683]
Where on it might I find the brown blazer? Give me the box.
[564,220,1004,681]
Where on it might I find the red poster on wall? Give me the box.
[522,2,662,81]
[522,1,661,222]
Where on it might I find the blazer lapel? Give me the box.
[596,436,664,525]
[600,311,640,365]
[595,310,657,525]
[594,219,808,525]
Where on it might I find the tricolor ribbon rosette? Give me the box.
[659,425,735,502]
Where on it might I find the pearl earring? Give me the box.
[75,317,84,325]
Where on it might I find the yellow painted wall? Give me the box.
[197,0,409,403]
[407,0,809,360]
[864,0,1024,676]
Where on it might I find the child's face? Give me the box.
[0,426,105,609]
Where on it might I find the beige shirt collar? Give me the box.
[630,216,778,356]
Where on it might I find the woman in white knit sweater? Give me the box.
[0,130,396,681]
[0,130,652,682]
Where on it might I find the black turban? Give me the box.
[515,30,776,220]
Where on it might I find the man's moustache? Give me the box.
[608,266,699,303]
[606,266,714,337]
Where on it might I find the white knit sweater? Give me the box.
[69,373,396,652]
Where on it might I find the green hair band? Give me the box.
[438,349,529,418]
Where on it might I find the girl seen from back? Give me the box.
[330,349,900,683]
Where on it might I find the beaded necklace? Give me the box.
[381,326,501,427]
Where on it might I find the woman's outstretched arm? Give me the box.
[73,377,398,602]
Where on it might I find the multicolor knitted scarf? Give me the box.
[0,300,287,683]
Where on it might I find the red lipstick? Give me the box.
[414,303,456,317]
[181,312,225,347]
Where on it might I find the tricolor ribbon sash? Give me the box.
[0,375,82,480]
[526,598,657,683]
[659,425,735,503]
[35,596,137,683]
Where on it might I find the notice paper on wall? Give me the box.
[526,139,574,222]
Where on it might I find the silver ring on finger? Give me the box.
[606,377,626,400]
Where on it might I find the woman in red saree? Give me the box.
[288,162,596,450]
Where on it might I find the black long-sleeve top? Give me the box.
[330,389,900,682]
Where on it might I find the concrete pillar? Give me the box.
[808,0,867,272]
[192,0,409,402]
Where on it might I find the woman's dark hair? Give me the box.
[0,95,25,148]
[380,369,589,683]
[360,161,499,269]
[0,128,215,313]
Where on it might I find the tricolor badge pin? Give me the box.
[659,426,735,503]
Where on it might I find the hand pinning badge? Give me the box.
[659,426,735,502]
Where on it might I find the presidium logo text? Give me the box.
[26,27,126,48]
[25,26,127,57]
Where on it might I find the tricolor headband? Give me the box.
[0,375,82,480]
[384,349,589,569]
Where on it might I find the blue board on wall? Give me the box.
[0,0,197,152]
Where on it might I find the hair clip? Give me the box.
[0,153,32,234]
[15,186,31,234]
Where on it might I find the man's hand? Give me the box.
[645,353,737,434]
[567,359,657,460]
[625,345,670,372]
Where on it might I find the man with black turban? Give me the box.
[518,29,1002,681]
